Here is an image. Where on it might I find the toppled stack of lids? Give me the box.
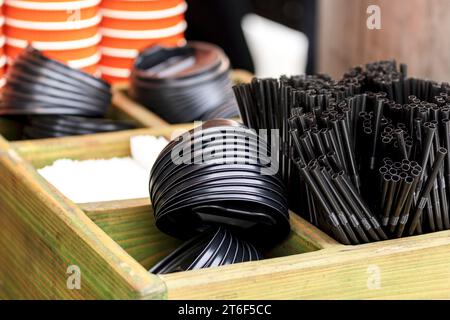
[0,0,6,89]
[4,0,102,75]
[150,227,263,274]
[149,119,290,274]
[99,0,187,84]
[130,42,240,123]
[0,47,135,139]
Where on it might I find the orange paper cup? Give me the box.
[5,24,99,41]
[81,63,100,76]
[0,77,6,89]
[5,32,100,50]
[100,33,185,51]
[100,2,186,20]
[101,14,184,31]
[6,45,100,68]
[5,14,101,30]
[99,53,133,69]
[100,0,183,11]
[6,0,101,10]
[100,64,129,83]
[66,50,101,69]
[6,43,99,61]
[101,73,128,85]
[100,46,136,59]
[100,20,186,40]
[5,4,99,22]
[0,54,6,68]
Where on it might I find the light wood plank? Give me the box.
[161,230,450,299]
[80,199,182,270]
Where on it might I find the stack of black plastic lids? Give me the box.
[0,47,135,139]
[129,42,240,124]
[149,119,290,274]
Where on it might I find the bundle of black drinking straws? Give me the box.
[233,60,450,244]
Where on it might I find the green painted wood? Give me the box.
[0,136,167,299]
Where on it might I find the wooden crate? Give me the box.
[1,125,450,299]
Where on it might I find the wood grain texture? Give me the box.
[80,199,183,271]
[11,124,194,168]
[318,0,450,82]
[161,230,450,300]
[0,136,165,299]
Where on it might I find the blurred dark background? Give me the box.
[185,0,450,82]
[185,0,317,74]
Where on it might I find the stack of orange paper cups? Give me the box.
[0,0,6,89]
[99,0,187,84]
[4,0,102,75]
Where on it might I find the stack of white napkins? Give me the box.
[38,135,168,203]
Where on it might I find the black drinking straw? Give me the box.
[325,127,344,169]
[327,150,344,173]
[394,129,409,160]
[312,129,327,155]
[380,173,391,212]
[290,130,307,165]
[408,148,448,235]
[309,163,359,244]
[382,174,400,227]
[297,162,351,244]
[322,168,368,243]
[429,137,445,231]
[338,116,360,191]
[338,173,387,240]
[417,125,436,190]
[395,168,421,236]
[370,98,385,169]
[331,172,376,241]
[443,119,450,228]
[389,175,414,232]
